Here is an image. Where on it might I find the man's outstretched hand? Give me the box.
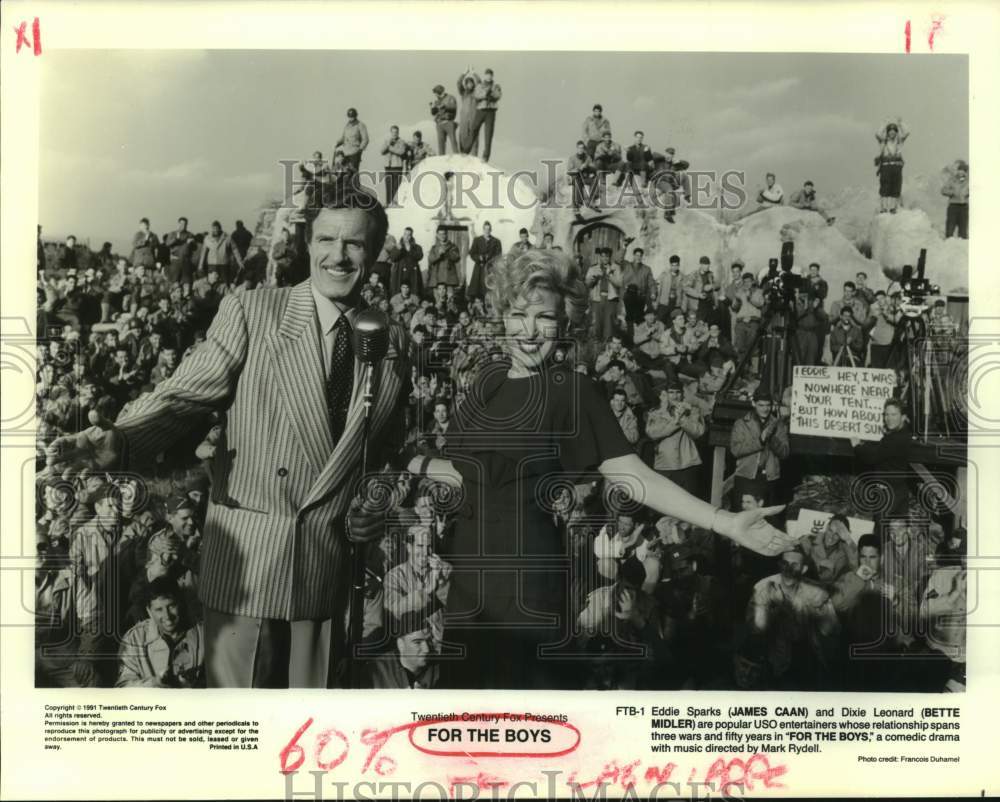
[46,413,124,472]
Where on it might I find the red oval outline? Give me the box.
[408,714,581,758]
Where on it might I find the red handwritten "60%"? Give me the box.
[279,716,440,777]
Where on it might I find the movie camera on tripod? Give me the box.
[716,241,802,410]
[761,241,804,311]
[897,249,941,317]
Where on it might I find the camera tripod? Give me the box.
[720,300,798,401]
[886,311,953,441]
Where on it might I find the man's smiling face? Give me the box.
[308,207,375,301]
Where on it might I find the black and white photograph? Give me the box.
[29,46,971,697]
[8,3,1000,799]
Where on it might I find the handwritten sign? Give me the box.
[790,366,896,442]
[791,508,875,545]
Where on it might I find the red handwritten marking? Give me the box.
[569,759,640,790]
[408,715,581,759]
[14,18,41,56]
[644,763,678,784]
[448,772,509,797]
[314,727,349,772]
[928,14,945,51]
[905,19,911,53]
[279,717,314,775]
[703,754,788,795]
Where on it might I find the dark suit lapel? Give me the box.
[265,282,333,475]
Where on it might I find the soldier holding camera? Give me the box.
[684,256,720,321]
[117,577,205,688]
[729,388,790,506]
[646,379,705,495]
[430,84,459,155]
[586,247,623,342]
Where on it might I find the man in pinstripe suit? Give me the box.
[51,183,411,688]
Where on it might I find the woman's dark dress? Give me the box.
[440,360,633,689]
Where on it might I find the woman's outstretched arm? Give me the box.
[599,452,796,556]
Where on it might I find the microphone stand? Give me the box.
[343,309,389,689]
[346,364,375,689]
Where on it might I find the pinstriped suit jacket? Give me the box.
[116,281,411,620]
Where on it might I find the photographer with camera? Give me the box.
[732,270,765,363]
[655,255,686,322]
[381,125,409,206]
[941,160,969,239]
[334,107,369,172]
[116,576,204,688]
[791,285,823,366]
[659,308,693,373]
[586,247,623,342]
[684,256,719,321]
[646,379,705,495]
[830,281,869,331]
[729,388,790,506]
[869,288,902,368]
[430,84,459,156]
[471,68,502,161]
[830,306,865,367]
[407,131,433,172]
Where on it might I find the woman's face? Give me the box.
[503,287,562,372]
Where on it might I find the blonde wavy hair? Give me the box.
[485,248,590,337]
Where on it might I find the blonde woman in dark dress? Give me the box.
[406,249,793,689]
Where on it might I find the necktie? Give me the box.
[327,316,354,445]
[599,269,609,296]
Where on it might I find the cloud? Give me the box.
[633,95,656,113]
[704,106,756,129]
[717,76,801,103]
[708,113,867,161]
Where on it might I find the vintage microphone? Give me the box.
[345,308,390,687]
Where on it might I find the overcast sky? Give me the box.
[39,50,967,252]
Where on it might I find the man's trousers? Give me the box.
[204,607,336,688]
[436,121,459,156]
[472,110,497,161]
